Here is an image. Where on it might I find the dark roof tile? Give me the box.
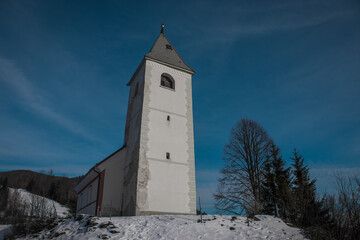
[145,33,195,74]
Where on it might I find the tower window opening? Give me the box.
[166,152,170,159]
[166,44,173,50]
[167,115,170,121]
[160,74,175,90]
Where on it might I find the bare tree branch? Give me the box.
[215,118,271,215]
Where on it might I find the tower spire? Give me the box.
[145,25,195,74]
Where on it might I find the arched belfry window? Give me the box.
[160,73,175,90]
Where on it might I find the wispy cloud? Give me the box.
[0,117,73,160]
[0,57,95,140]
[225,13,338,36]
[185,0,354,46]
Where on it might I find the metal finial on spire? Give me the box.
[161,24,165,33]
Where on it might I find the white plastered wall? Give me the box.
[77,202,96,215]
[137,60,196,214]
[122,62,146,215]
[76,177,99,215]
[97,147,127,216]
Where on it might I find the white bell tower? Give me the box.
[122,25,197,215]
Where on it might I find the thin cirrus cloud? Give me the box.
[0,117,74,160]
[189,1,352,45]
[0,56,95,141]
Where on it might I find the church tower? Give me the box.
[74,25,196,216]
[122,25,196,215]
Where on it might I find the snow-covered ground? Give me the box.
[18,214,307,240]
[8,188,71,218]
[6,189,307,239]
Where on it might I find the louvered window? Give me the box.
[160,74,175,90]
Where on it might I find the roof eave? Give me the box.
[144,56,196,75]
[74,145,127,192]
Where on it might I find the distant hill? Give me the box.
[0,170,83,213]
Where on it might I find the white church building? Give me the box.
[74,25,197,216]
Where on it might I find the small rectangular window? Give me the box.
[166,152,170,159]
[167,115,170,121]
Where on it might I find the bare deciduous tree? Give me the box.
[214,118,272,215]
[6,189,28,224]
[29,194,57,219]
[326,171,360,240]
[3,189,58,237]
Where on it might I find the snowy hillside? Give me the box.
[19,214,307,240]
[9,188,71,218]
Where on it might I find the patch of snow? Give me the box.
[18,214,308,239]
[8,188,70,218]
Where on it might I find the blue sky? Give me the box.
[0,0,359,214]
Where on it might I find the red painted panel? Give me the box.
[77,200,97,212]
[78,175,99,194]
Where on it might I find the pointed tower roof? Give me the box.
[145,25,195,74]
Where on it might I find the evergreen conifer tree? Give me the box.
[262,143,292,218]
[290,148,333,228]
[288,149,335,239]
[26,177,35,192]
[290,149,314,225]
[47,182,59,200]
[262,161,277,215]
[0,177,9,211]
